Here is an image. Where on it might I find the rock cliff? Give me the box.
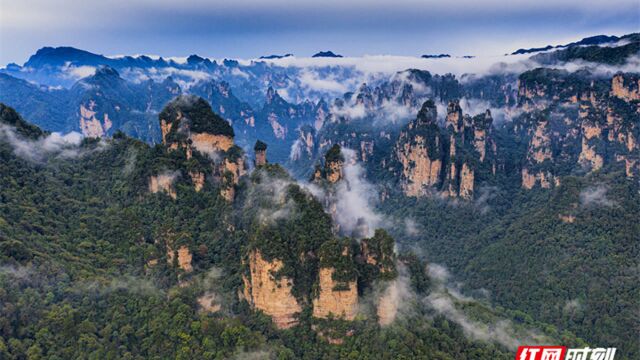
[394,100,443,196]
[312,267,358,320]
[159,95,245,200]
[242,250,302,329]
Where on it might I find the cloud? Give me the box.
[329,102,367,121]
[61,61,97,79]
[474,186,499,214]
[289,138,303,161]
[424,263,549,350]
[265,54,534,79]
[78,276,164,296]
[299,148,385,238]
[403,218,419,236]
[122,147,139,175]
[375,265,416,326]
[332,148,383,237]
[121,66,211,89]
[245,170,299,225]
[297,68,351,94]
[0,124,107,163]
[580,185,615,207]
[0,265,32,280]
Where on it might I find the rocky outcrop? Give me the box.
[190,133,234,154]
[159,95,245,200]
[189,171,205,192]
[459,162,475,199]
[392,99,496,199]
[167,245,193,272]
[323,144,344,183]
[254,140,267,167]
[472,110,493,163]
[242,251,302,329]
[394,101,443,196]
[521,116,559,189]
[79,100,111,137]
[197,292,221,313]
[149,172,178,199]
[578,118,604,171]
[442,102,491,199]
[611,73,640,101]
[522,168,556,189]
[312,268,358,320]
[159,97,235,159]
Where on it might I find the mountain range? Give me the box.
[0,33,639,359]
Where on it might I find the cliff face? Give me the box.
[443,102,497,199]
[514,69,640,186]
[322,144,345,183]
[167,245,193,272]
[159,96,235,157]
[149,172,178,199]
[312,268,358,320]
[394,101,443,196]
[392,100,495,199]
[79,100,111,137]
[159,95,245,200]
[242,250,302,329]
[611,73,640,101]
[577,103,605,171]
[520,115,559,189]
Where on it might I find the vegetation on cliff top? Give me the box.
[159,95,235,138]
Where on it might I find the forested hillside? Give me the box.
[1,103,585,359]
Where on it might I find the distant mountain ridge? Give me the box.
[509,33,636,55]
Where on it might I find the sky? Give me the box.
[0,0,638,66]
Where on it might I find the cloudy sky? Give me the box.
[0,0,638,65]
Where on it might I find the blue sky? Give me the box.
[0,0,638,65]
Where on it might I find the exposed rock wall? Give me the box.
[521,117,559,189]
[189,171,205,192]
[79,100,111,137]
[167,245,193,272]
[459,162,475,199]
[312,268,358,320]
[578,121,604,171]
[394,101,443,197]
[242,251,302,329]
[190,133,234,154]
[611,73,640,101]
[149,174,177,199]
[396,135,442,196]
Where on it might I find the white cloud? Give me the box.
[0,124,107,162]
[424,263,549,350]
[580,185,615,207]
[61,61,97,79]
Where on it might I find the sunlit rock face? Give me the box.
[611,73,640,102]
[394,100,443,196]
[159,95,235,156]
[312,267,358,320]
[159,95,245,200]
[149,173,178,199]
[320,144,344,184]
[242,250,302,329]
[167,245,193,272]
